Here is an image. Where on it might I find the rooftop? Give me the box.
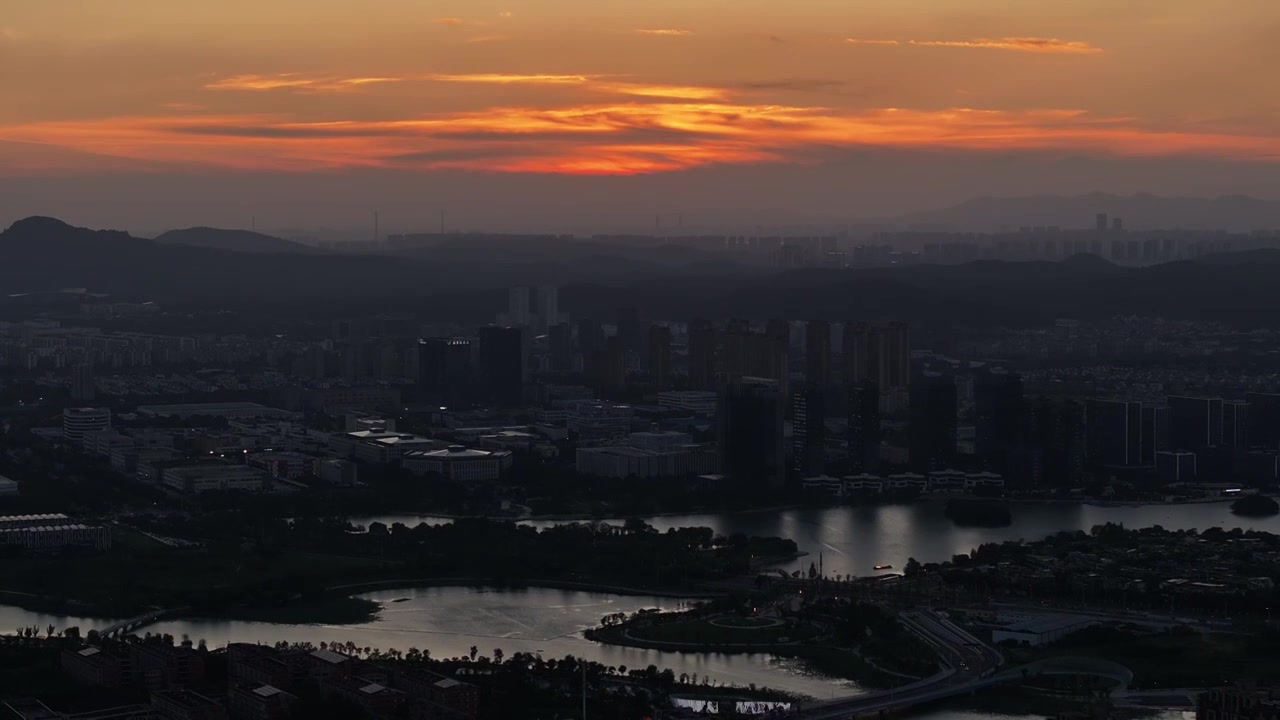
[310,648,350,665]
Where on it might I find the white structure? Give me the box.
[81,430,134,457]
[63,407,111,443]
[163,463,267,494]
[402,446,513,482]
[965,471,1006,490]
[927,469,968,493]
[657,391,718,417]
[0,514,110,550]
[0,476,17,497]
[991,615,1093,647]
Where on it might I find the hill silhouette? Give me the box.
[154,227,323,254]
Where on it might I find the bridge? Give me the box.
[791,612,1132,719]
[99,607,184,637]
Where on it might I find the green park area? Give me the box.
[620,614,824,647]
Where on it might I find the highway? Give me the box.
[793,610,1005,719]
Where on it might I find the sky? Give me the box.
[1,0,1278,234]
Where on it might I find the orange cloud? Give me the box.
[911,37,1102,53]
[434,17,465,26]
[205,74,402,92]
[846,37,1102,53]
[4,103,1277,176]
[427,73,594,85]
[635,28,691,37]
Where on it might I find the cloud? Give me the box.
[846,37,1102,53]
[434,17,465,27]
[204,74,403,93]
[427,73,594,85]
[5,102,1277,177]
[635,29,692,37]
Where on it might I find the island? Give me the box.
[1231,494,1279,517]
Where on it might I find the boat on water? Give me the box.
[873,564,893,571]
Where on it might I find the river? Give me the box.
[352,499,1268,579]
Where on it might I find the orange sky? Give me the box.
[2,0,1277,177]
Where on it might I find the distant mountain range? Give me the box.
[153,227,324,254]
[5,215,1280,326]
[888,193,1280,232]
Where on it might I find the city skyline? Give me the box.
[2,0,1278,232]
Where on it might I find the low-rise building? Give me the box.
[63,407,112,443]
[657,390,718,417]
[990,614,1093,646]
[0,514,111,551]
[150,689,227,720]
[402,446,513,482]
[162,463,267,494]
[61,646,129,688]
[228,684,298,720]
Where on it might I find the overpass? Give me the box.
[792,609,1140,719]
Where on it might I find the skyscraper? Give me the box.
[805,320,831,387]
[687,319,716,389]
[843,321,870,384]
[1086,399,1143,467]
[418,337,474,406]
[909,370,957,471]
[648,325,672,388]
[617,307,646,362]
[505,286,532,327]
[791,383,825,478]
[1245,392,1280,449]
[535,285,561,333]
[547,322,573,373]
[1167,395,1223,450]
[974,368,1024,473]
[718,377,786,492]
[1223,400,1250,450]
[476,325,523,406]
[1140,405,1171,466]
[847,381,881,473]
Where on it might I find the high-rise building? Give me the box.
[505,287,532,327]
[847,381,881,474]
[805,320,831,387]
[70,363,96,403]
[588,336,625,391]
[577,318,606,358]
[1245,392,1280,449]
[687,319,716,389]
[909,370,957,471]
[790,383,825,478]
[1167,395,1223,450]
[617,307,645,361]
[477,326,523,406]
[1086,399,1143,467]
[547,322,573,373]
[535,285,561,333]
[63,407,111,442]
[648,325,672,388]
[1096,213,1108,232]
[1024,397,1086,486]
[1140,405,1171,466]
[418,337,474,406]
[843,321,871,384]
[1223,400,1250,450]
[974,368,1024,472]
[718,377,786,491]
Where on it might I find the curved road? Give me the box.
[794,610,1004,719]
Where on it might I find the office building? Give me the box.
[418,337,474,406]
[576,318,606,358]
[1096,213,1108,232]
[718,377,786,491]
[848,381,881,473]
[791,383,826,478]
[163,463,268,494]
[547,322,573,373]
[687,319,716,389]
[657,390,717,416]
[1167,395,1224,450]
[805,320,831,386]
[503,286,531,327]
[1086,399,1143,467]
[617,307,645,358]
[63,407,111,443]
[402,446,513,482]
[1246,392,1280,449]
[476,325,523,406]
[536,284,562,333]
[1156,451,1197,483]
[648,325,672,388]
[909,371,957,471]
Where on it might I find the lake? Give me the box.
[352,499,1268,579]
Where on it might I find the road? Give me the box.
[793,610,1005,719]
